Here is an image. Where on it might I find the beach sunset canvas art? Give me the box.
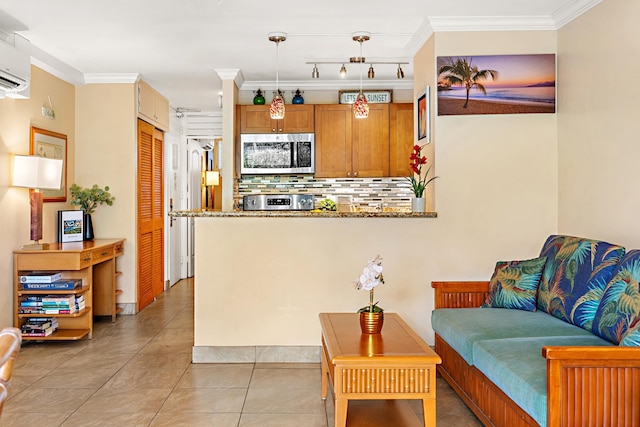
[437,54,556,116]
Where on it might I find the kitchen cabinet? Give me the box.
[239,104,314,133]
[138,80,170,131]
[315,103,390,178]
[389,103,414,177]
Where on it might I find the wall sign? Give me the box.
[338,90,393,105]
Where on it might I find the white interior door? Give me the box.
[186,140,203,277]
[166,140,182,286]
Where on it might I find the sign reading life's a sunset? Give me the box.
[437,54,556,116]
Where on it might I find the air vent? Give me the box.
[0,69,27,91]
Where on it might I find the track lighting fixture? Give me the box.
[339,64,347,78]
[306,61,408,80]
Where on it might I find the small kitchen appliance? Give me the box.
[243,194,314,211]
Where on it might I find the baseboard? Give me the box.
[116,303,136,315]
[192,345,321,363]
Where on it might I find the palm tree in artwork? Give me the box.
[438,57,499,108]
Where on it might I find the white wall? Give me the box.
[557,0,640,249]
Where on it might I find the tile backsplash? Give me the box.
[236,175,414,210]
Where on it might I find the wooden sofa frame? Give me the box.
[432,281,640,427]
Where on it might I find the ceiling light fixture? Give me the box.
[367,65,375,79]
[352,32,370,119]
[268,32,286,120]
[339,64,347,78]
[397,64,405,79]
[312,64,319,79]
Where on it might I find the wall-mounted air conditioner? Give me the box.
[0,38,30,97]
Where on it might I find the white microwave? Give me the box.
[240,133,315,175]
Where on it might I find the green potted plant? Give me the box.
[69,184,115,241]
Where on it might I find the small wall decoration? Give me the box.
[30,127,67,201]
[57,210,83,243]
[339,90,392,104]
[417,86,430,142]
[437,54,556,116]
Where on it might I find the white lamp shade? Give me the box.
[205,170,220,186]
[12,155,63,190]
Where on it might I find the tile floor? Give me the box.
[1,278,482,426]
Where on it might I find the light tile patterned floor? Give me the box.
[1,279,482,426]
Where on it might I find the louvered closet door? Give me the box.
[137,119,165,311]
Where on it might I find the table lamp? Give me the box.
[12,155,63,250]
[205,170,220,210]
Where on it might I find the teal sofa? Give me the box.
[432,235,640,427]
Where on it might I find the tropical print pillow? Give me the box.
[619,317,640,346]
[592,250,640,344]
[537,235,625,331]
[482,257,547,311]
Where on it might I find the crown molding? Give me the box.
[428,15,556,32]
[240,79,413,92]
[84,73,141,84]
[30,44,85,86]
[406,18,435,56]
[215,69,244,88]
[552,0,603,28]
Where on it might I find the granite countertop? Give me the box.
[169,210,437,218]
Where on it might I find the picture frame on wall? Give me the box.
[58,210,83,243]
[417,86,430,142]
[30,126,67,202]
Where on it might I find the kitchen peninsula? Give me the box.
[170,209,437,363]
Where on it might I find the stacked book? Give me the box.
[41,295,77,314]
[19,296,44,314]
[20,273,82,291]
[76,295,86,312]
[20,317,59,337]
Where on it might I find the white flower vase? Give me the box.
[411,197,426,213]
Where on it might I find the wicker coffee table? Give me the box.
[320,312,441,427]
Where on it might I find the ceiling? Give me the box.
[0,0,600,112]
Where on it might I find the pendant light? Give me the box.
[352,32,370,119]
[268,32,286,120]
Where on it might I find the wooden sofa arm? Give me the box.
[431,281,490,309]
[543,346,640,427]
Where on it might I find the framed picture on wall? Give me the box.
[30,127,67,202]
[417,86,430,142]
[57,210,83,243]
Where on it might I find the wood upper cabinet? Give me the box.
[389,103,414,177]
[239,104,314,133]
[138,80,170,131]
[315,104,352,178]
[315,103,390,178]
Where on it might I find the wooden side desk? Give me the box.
[320,312,441,427]
[14,239,125,341]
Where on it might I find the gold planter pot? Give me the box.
[359,311,384,334]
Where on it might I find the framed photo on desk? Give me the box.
[58,210,83,243]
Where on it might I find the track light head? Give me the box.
[397,64,405,79]
[367,65,375,79]
[339,64,347,78]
